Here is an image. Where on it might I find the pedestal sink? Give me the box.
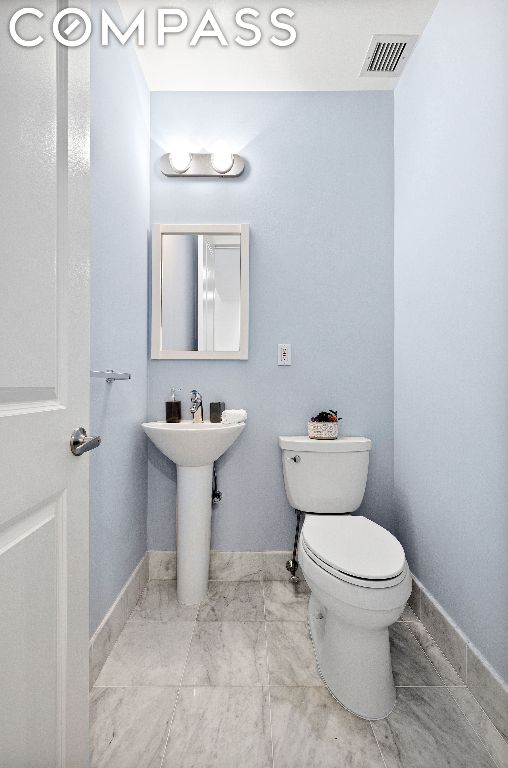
[142,420,245,604]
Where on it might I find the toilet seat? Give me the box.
[301,515,405,588]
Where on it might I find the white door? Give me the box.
[0,4,90,766]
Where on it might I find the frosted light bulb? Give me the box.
[211,150,234,174]
[169,150,192,173]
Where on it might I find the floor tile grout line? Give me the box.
[404,619,465,686]
[404,606,469,691]
[98,583,503,766]
[261,581,276,768]
[451,683,507,744]
[403,620,501,767]
[369,721,389,768]
[395,685,467,688]
[157,601,200,768]
[442,686,503,768]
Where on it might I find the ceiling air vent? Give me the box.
[360,35,418,77]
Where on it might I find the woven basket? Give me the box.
[308,421,338,440]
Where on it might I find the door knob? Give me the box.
[70,427,101,456]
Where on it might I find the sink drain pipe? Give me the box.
[212,463,222,504]
[286,509,303,583]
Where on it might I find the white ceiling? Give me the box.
[117,0,438,91]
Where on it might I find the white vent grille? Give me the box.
[360,35,418,77]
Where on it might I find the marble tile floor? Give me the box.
[91,579,508,768]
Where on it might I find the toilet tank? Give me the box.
[279,436,371,514]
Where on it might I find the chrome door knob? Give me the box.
[70,427,101,456]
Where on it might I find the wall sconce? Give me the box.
[160,151,245,178]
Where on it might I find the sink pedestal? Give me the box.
[176,464,213,605]
[141,420,245,606]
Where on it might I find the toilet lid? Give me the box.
[301,516,405,581]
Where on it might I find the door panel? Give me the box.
[0,496,63,765]
[0,2,58,399]
[0,3,90,766]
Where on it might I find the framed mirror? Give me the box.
[151,224,249,360]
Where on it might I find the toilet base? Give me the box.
[308,594,396,720]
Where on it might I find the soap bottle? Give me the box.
[166,387,181,423]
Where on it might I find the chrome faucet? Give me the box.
[190,390,203,423]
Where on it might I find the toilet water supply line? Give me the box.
[286,509,303,583]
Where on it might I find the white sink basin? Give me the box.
[142,420,244,467]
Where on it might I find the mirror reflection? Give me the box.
[161,233,241,353]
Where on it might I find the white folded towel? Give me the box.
[221,408,247,425]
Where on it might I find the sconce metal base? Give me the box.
[160,153,245,178]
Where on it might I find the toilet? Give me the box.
[279,435,411,720]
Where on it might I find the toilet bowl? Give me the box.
[279,435,411,720]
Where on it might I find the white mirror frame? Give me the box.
[151,223,249,360]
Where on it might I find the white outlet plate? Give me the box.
[278,343,291,366]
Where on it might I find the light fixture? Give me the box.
[168,150,192,174]
[160,151,245,178]
[211,150,234,174]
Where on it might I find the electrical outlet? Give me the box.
[278,343,291,366]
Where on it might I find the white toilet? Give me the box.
[279,435,411,720]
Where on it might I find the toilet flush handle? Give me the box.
[288,454,301,463]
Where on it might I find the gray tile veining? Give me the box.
[447,686,508,768]
[95,619,194,687]
[467,647,508,742]
[130,580,198,622]
[89,556,149,686]
[198,581,264,622]
[270,686,385,768]
[90,686,177,768]
[409,578,507,744]
[266,620,323,686]
[420,589,467,682]
[182,621,268,686]
[264,579,310,622]
[262,550,292,581]
[148,551,177,581]
[390,622,444,687]
[89,644,94,690]
[126,556,149,617]
[161,686,272,768]
[90,573,505,768]
[406,619,466,687]
[398,604,418,622]
[407,579,421,618]
[371,687,496,768]
[209,551,264,581]
[90,593,129,687]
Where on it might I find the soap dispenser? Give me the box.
[166,387,181,423]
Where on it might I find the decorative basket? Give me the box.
[308,421,339,440]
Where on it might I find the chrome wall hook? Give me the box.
[90,370,131,383]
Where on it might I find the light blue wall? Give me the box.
[90,0,149,634]
[394,0,508,680]
[148,92,394,552]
